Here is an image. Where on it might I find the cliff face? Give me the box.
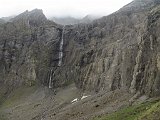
[0,0,160,98]
[59,0,160,97]
[0,9,62,92]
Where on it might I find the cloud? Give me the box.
[0,0,133,18]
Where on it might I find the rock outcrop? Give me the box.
[0,0,160,99]
[59,0,160,97]
[0,9,62,93]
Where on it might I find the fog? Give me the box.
[0,0,133,18]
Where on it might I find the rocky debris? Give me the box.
[0,84,131,120]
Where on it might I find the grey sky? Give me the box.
[0,0,133,18]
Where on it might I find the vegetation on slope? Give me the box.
[94,99,160,120]
[0,85,38,120]
[0,86,37,109]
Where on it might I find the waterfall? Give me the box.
[49,26,65,88]
[49,69,53,89]
[58,26,65,66]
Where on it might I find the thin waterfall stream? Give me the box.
[49,26,65,88]
[58,26,65,66]
[49,69,53,88]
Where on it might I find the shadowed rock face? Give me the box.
[0,0,160,98]
[0,9,62,92]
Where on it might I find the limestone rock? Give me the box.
[1,1,160,98]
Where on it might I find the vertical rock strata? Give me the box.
[0,0,160,97]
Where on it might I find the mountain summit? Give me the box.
[11,9,47,26]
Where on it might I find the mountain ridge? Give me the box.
[0,0,160,119]
[50,14,101,25]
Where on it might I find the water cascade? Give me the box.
[58,26,65,66]
[49,26,65,88]
[49,69,53,89]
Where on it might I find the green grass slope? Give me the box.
[94,99,160,120]
[1,86,37,108]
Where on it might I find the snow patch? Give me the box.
[81,95,91,100]
[71,98,78,103]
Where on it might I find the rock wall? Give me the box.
[56,1,160,97]
[0,0,160,98]
[0,9,62,92]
